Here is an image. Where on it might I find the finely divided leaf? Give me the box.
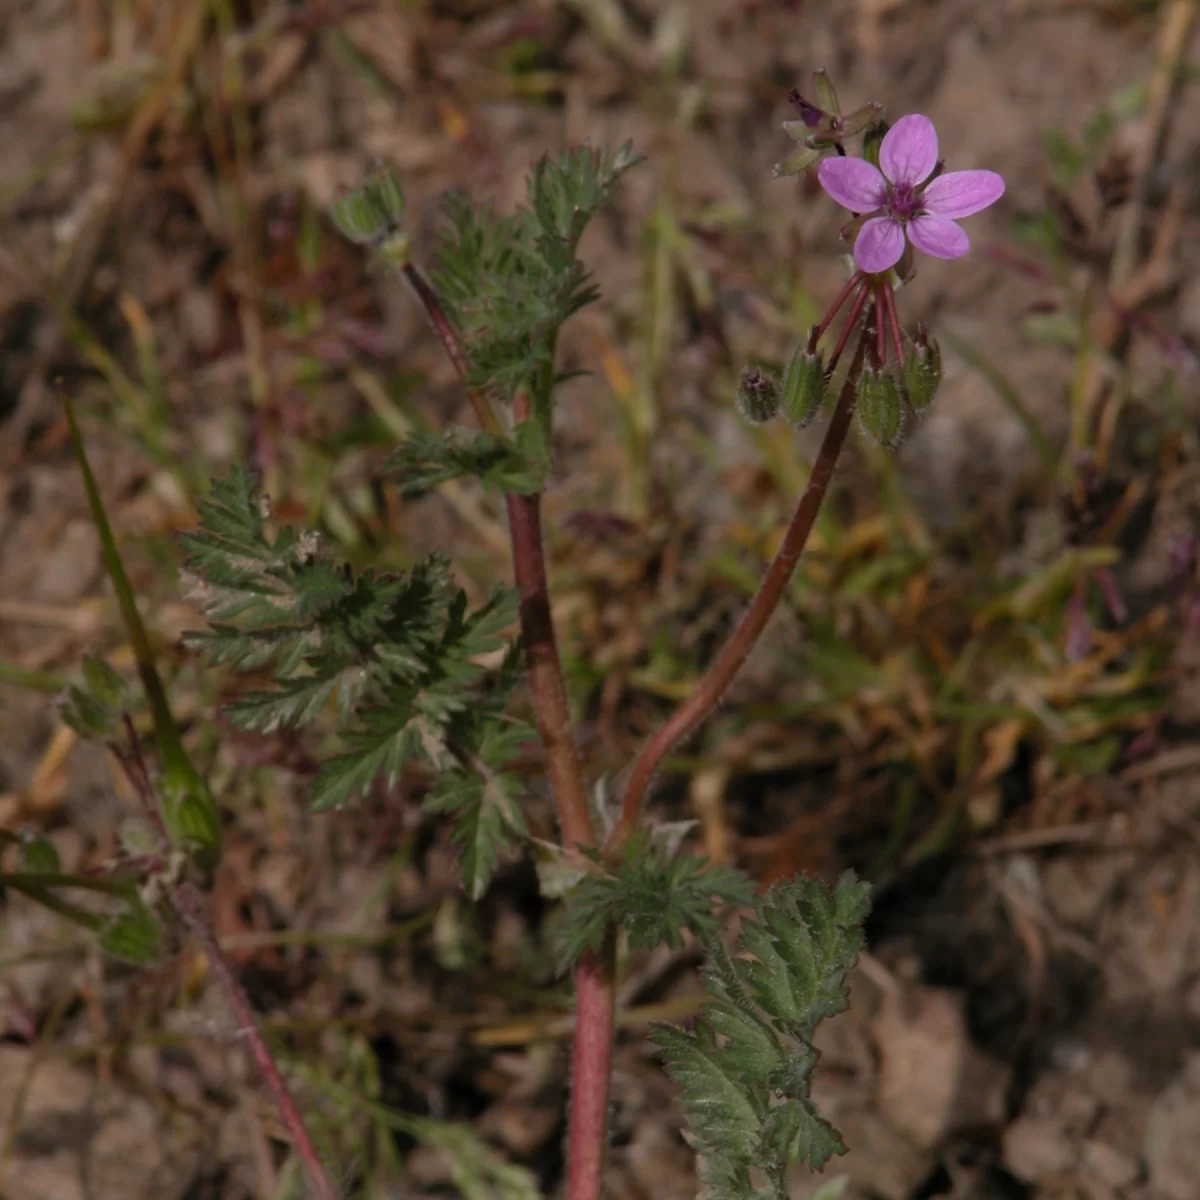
[184,471,530,897]
[653,871,870,1200]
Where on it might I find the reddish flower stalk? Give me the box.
[607,332,871,852]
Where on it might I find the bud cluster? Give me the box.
[329,164,411,267]
[854,323,943,447]
[775,70,885,179]
[736,330,827,431]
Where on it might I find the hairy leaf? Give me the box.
[653,872,870,1200]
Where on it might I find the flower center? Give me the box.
[888,182,921,222]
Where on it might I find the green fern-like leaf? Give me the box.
[554,831,754,972]
[652,872,870,1200]
[387,422,550,496]
[182,472,532,896]
[431,143,639,406]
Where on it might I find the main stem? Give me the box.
[506,393,611,1200]
[405,259,612,1196]
[607,332,871,853]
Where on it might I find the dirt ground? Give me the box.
[2,1,1200,1198]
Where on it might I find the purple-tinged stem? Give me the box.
[816,271,865,341]
[825,283,871,378]
[607,332,872,852]
[881,282,905,367]
[174,885,339,1200]
[874,286,886,365]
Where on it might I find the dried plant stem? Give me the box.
[174,884,339,1200]
[608,332,871,852]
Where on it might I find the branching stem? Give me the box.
[607,332,871,853]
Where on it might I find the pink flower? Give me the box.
[817,114,1005,274]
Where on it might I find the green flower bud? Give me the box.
[736,366,780,425]
[813,69,840,119]
[330,165,407,245]
[369,164,407,226]
[773,143,822,178]
[780,345,825,428]
[901,325,942,413]
[862,119,890,170]
[856,366,904,447]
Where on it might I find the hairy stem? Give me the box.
[401,262,504,438]
[403,260,612,1196]
[505,397,612,1200]
[567,942,616,1200]
[174,884,339,1200]
[608,332,871,852]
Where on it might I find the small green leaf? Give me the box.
[100,902,163,963]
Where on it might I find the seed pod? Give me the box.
[736,366,780,425]
[780,345,826,428]
[856,366,904,446]
[901,325,942,413]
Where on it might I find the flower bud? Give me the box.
[813,70,840,119]
[786,88,827,129]
[773,143,822,178]
[856,366,904,446]
[736,366,780,425]
[780,344,825,428]
[901,325,942,412]
[330,165,407,245]
[862,119,890,170]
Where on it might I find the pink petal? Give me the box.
[908,215,969,260]
[853,217,906,273]
[879,114,938,187]
[817,157,887,214]
[921,170,1005,219]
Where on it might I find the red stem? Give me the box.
[175,883,339,1200]
[815,270,864,340]
[882,282,905,367]
[567,945,616,1200]
[403,253,612,1194]
[874,285,885,365]
[825,281,870,379]
[607,332,871,851]
[402,263,503,438]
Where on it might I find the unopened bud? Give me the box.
[773,143,822,178]
[901,325,942,412]
[856,366,904,446]
[862,119,890,170]
[330,164,407,245]
[736,366,780,425]
[786,89,826,129]
[780,344,825,428]
[813,70,840,118]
